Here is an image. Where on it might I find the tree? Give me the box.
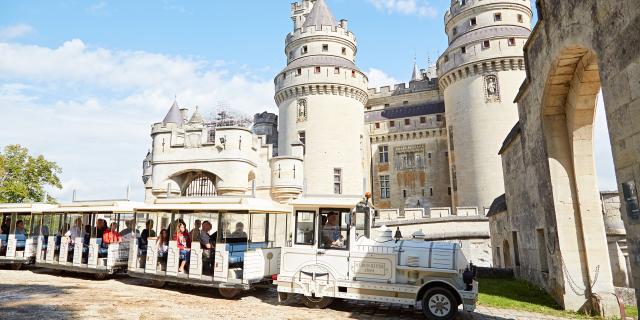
[0,144,62,203]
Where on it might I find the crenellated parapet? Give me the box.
[274,67,368,105]
[367,79,439,97]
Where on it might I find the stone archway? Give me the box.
[170,170,219,197]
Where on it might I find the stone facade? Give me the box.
[495,0,640,315]
[601,191,634,289]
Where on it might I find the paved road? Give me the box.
[0,269,570,320]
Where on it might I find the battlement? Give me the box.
[286,25,356,45]
[367,78,439,96]
[253,112,278,125]
[445,0,531,22]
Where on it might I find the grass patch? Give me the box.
[626,305,638,318]
[477,277,593,319]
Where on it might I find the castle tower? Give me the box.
[437,0,532,213]
[252,112,279,156]
[274,0,369,196]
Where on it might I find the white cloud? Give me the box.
[0,24,34,41]
[367,0,437,18]
[0,40,275,202]
[365,68,401,89]
[88,1,108,14]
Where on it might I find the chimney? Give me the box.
[179,108,189,122]
[340,19,348,30]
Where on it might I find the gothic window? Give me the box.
[484,74,501,102]
[380,175,390,199]
[296,99,307,122]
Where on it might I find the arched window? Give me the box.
[184,173,216,197]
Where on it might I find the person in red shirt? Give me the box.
[173,221,191,273]
[103,222,122,246]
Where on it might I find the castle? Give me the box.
[142,0,531,267]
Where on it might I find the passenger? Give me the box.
[15,220,27,235]
[1,218,11,234]
[64,218,83,243]
[119,219,138,240]
[229,222,247,239]
[83,225,91,246]
[173,221,191,273]
[102,222,122,246]
[156,229,169,258]
[200,221,214,250]
[322,212,344,248]
[140,219,156,249]
[96,219,107,238]
[190,219,201,244]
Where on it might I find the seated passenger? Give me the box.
[96,219,108,238]
[119,219,139,240]
[229,222,247,239]
[15,220,27,235]
[64,218,83,244]
[173,222,191,273]
[140,219,156,249]
[321,212,344,249]
[83,225,91,246]
[102,222,122,246]
[156,229,169,258]
[190,219,201,244]
[1,218,11,235]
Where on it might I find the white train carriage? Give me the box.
[276,195,478,320]
[127,197,289,298]
[0,203,56,269]
[35,200,141,279]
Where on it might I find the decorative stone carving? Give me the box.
[296,98,307,122]
[484,74,501,103]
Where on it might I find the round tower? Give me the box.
[274,0,369,197]
[437,0,532,213]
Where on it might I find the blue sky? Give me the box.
[0,0,617,202]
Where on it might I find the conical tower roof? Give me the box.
[188,106,204,124]
[411,62,421,82]
[303,0,338,28]
[162,100,184,125]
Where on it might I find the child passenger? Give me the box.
[156,229,169,258]
[174,222,191,273]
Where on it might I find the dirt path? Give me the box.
[0,268,569,320]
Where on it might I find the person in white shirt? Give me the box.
[64,218,83,244]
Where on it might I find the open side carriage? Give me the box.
[35,201,142,279]
[127,197,289,298]
[0,203,56,270]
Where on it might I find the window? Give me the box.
[342,47,347,55]
[537,229,549,272]
[322,44,328,52]
[334,67,340,74]
[282,72,287,79]
[508,37,516,46]
[404,118,411,126]
[483,40,491,49]
[461,46,466,54]
[436,114,443,121]
[296,68,302,76]
[378,145,389,163]
[333,168,342,194]
[302,45,308,54]
[461,0,467,5]
[452,27,457,35]
[380,175,390,199]
[403,101,409,105]
[517,14,523,23]
[289,51,294,60]
[374,122,380,129]
[298,130,306,145]
[420,116,426,124]
[444,54,449,62]
[384,103,390,108]
[445,151,449,157]
[351,70,356,78]
[295,211,315,245]
[429,188,433,196]
[319,209,349,249]
[428,152,432,159]
[470,17,477,26]
[389,120,395,128]
[494,13,502,21]
[448,187,452,195]
[315,66,321,74]
[512,231,521,267]
[403,190,407,198]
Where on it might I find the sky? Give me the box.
[0,0,617,202]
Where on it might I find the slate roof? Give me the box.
[365,102,445,122]
[188,106,204,124]
[486,193,507,217]
[162,100,184,125]
[303,0,338,28]
[411,62,421,82]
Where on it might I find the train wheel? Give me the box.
[301,295,334,309]
[10,263,22,271]
[150,280,166,288]
[421,287,458,320]
[218,288,241,299]
[94,272,109,280]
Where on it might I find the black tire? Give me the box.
[300,295,334,309]
[10,263,22,271]
[421,287,458,320]
[150,280,166,288]
[218,287,241,299]
[94,272,109,280]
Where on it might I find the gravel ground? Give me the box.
[0,268,573,320]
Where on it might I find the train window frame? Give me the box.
[294,211,316,245]
[318,208,350,251]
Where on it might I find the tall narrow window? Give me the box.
[378,145,389,163]
[470,17,477,26]
[333,168,342,194]
[420,116,426,124]
[351,70,356,78]
[298,131,306,154]
[448,187,452,195]
[302,45,308,54]
[517,14,523,23]
[389,121,395,128]
[403,190,407,198]
[452,27,457,35]
[342,47,347,55]
[374,122,380,129]
[315,66,321,74]
[508,37,516,46]
[512,231,521,267]
[537,229,549,272]
[334,67,340,74]
[322,44,329,52]
[404,118,411,126]
[494,13,502,21]
[380,175,390,199]
[483,40,491,49]
[429,188,433,196]
[461,46,466,54]
[294,211,315,245]
[296,68,302,76]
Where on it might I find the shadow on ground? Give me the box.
[0,283,80,320]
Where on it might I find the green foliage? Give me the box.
[478,277,594,319]
[626,305,638,318]
[0,144,62,203]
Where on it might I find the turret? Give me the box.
[436,0,532,213]
[274,0,369,197]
